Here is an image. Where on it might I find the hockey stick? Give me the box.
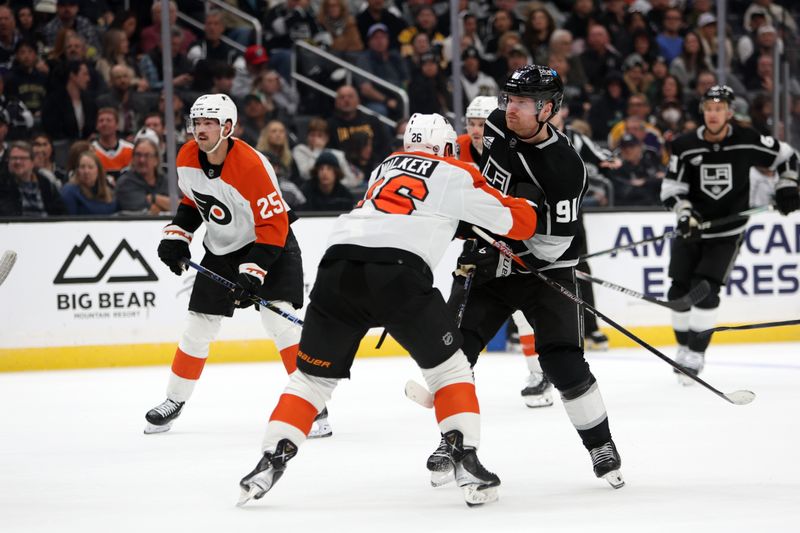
[473,226,755,406]
[181,259,304,326]
[697,318,800,338]
[576,271,710,312]
[580,205,772,261]
[0,250,17,286]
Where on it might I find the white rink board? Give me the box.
[584,210,800,327]
[0,210,798,349]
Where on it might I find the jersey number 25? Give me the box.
[257,192,286,219]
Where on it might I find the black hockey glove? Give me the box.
[676,202,703,239]
[775,181,800,215]
[157,224,193,276]
[228,267,265,309]
[456,238,512,285]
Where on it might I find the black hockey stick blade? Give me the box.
[181,259,304,326]
[666,280,711,311]
[576,272,710,311]
[697,318,800,338]
[0,250,17,286]
[472,226,755,406]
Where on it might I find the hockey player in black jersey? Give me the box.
[661,85,800,383]
[432,65,624,489]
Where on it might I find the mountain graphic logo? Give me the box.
[193,190,232,225]
[54,235,158,284]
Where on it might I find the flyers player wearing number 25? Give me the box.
[144,94,331,439]
[237,113,537,508]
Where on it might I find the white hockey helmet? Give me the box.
[465,96,498,120]
[403,113,457,157]
[188,93,238,152]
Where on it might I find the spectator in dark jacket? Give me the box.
[41,59,96,141]
[299,150,354,212]
[609,133,663,206]
[0,140,66,216]
[408,52,450,115]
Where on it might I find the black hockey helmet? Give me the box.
[500,64,564,114]
[702,85,735,105]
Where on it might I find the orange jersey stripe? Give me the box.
[279,344,298,374]
[269,393,318,435]
[171,348,206,380]
[93,142,133,172]
[433,382,480,423]
[456,134,476,164]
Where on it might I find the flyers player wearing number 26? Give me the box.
[237,113,537,508]
[144,94,331,439]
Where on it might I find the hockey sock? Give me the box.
[671,309,690,347]
[560,375,612,450]
[262,370,338,453]
[421,350,481,448]
[525,348,542,372]
[166,312,222,403]
[260,302,302,374]
[688,306,717,353]
[511,311,538,357]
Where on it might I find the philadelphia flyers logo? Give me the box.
[193,190,232,225]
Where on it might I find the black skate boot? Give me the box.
[144,398,184,434]
[520,371,554,408]
[308,407,332,439]
[585,330,609,351]
[237,438,298,506]
[589,440,624,489]
[446,430,501,507]
[426,434,455,487]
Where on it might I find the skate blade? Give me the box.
[585,341,609,352]
[307,420,332,439]
[430,468,455,488]
[603,470,625,489]
[462,484,499,507]
[523,395,554,408]
[676,373,697,386]
[236,484,264,507]
[143,422,172,434]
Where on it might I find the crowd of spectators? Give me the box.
[0,0,798,217]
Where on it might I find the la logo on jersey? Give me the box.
[700,163,733,200]
[193,190,233,224]
[483,156,511,193]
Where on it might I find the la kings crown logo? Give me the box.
[700,164,733,200]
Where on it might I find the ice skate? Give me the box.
[673,347,705,386]
[307,407,332,439]
[144,398,184,434]
[426,433,455,487]
[585,330,609,351]
[589,440,624,489]
[237,438,298,506]
[446,430,501,506]
[520,371,554,408]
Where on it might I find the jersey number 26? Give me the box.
[357,174,430,215]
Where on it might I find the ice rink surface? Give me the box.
[2,342,799,533]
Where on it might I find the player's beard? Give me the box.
[705,120,728,137]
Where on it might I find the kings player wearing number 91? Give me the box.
[237,113,538,507]
[439,65,625,490]
[143,94,332,439]
[661,85,800,384]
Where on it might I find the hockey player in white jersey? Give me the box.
[143,94,330,438]
[237,113,537,507]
